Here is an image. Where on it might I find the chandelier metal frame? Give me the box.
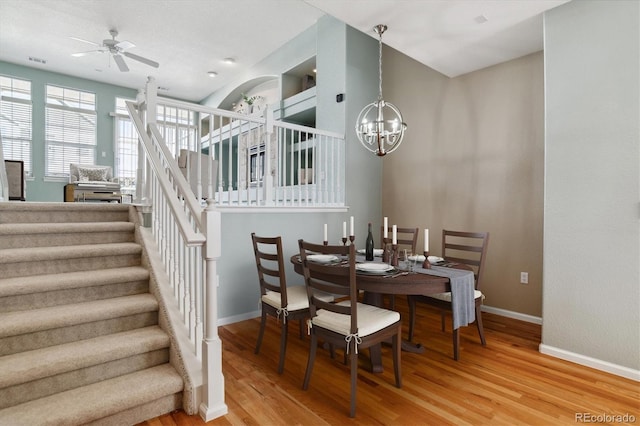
[355,24,407,157]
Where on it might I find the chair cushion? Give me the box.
[312,302,400,338]
[262,286,333,312]
[427,290,484,302]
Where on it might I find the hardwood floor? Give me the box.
[138,298,639,425]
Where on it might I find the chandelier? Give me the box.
[355,24,407,157]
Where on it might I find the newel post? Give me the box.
[199,200,228,421]
[263,108,274,205]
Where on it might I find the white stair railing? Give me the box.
[126,84,227,420]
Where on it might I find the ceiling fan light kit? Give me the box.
[70,29,159,72]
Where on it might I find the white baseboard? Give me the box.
[481,305,542,324]
[539,344,640,382]
[218,310,260,326]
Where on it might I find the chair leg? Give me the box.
[349,341,358,418]
[298,318,305,339]
[277,319,288,374]
[388,294,396,310]
[453,327,460,361]
[255,308,267,354]
[475,305,487,346]
[407,296,416,341]
[393,325,402,388]
[302,332,318,390]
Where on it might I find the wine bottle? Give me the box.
[365,222,374,261]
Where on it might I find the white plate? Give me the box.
[356,248,384,256]
[356,262,394,273]
[307,254,339,263]
[428,256,444,263]
[407,254,426,262]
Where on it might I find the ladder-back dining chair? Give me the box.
[298,240,402,418]
[407,229,489,360]
[251,233,313,374]
[380,226,418,309]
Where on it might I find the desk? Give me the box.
[291,255,474,372]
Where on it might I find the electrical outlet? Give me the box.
[520,272,529,284]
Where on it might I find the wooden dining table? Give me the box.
[290,254,469,373]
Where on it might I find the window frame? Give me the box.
[0,75,33,177]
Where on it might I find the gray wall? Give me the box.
[211,17,383,321]
[0,61,137,201]
[542,0,639,373]
[380,48,544,318]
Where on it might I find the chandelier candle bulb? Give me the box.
[392,225,397,245]
[384,217,388,238]
[424,229,429,252]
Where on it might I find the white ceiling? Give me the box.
[0,0,569,103]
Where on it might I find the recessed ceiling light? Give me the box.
[223,57,235,65]
[207,71,218,77]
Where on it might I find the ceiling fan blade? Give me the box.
[70,36,101,47]
[113,54,129,72]
[115,40,135,51]
[71,49,103,57]
[123,51,159,68]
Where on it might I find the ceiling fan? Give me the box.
[70,29,159,72]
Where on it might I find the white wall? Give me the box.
[541,0,640,378]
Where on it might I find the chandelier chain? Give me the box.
[378,29,383,101]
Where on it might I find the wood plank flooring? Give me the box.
[138,298,639,425]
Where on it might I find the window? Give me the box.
[114,97,137,194]
[45,85,96,177]
[249,144,265,185]
[157,104,197,155]
[0,76,32,176]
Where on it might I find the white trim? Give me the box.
[539,344,640,382]
[218,309,261,326]
[481,305,542,325]
[217,206,348,213]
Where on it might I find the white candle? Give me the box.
[324,224,328,242]
[342,221,347,238]
[350,216,354,236]
[424,229,429,252]
[392,225,397,245]
[383,217,388,238]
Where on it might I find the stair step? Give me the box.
[0,267,150,312]
[0,222,135,249]
[0,294,158,338]
[0,202,131,224]
[0,364,183,425]
[0,243,143,278]
[0,326,171,408]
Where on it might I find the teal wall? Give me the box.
[0,61,137,201]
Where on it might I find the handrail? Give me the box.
[126,100,205,245]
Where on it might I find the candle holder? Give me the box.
[422,251,431,269]
[323,240,328,246]
[341,237,348,246]
[391,244,399,266]
[349,235,355,246]
[382,237,391,263]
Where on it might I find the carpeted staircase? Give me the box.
[0,202,186,425]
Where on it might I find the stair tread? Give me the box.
[0,221,135,236]
[0,266,150,297]
[0,326,169,389]
[0,242,141,264]
[0,294,158,338]
[0,364,183,425]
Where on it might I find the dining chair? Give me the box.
[298,239,402,418]
[380,226,419,309]
[407,230,489,361]
[251,233,315,374]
